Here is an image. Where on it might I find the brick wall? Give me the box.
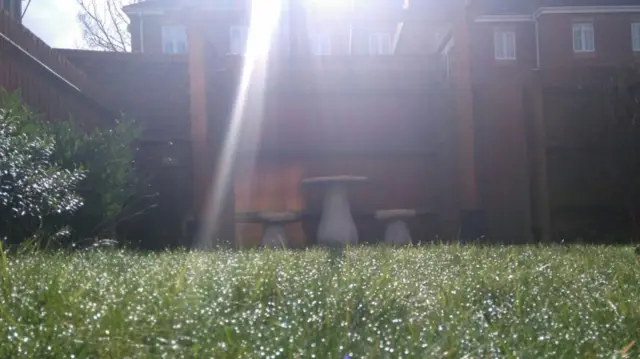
[538,12,640,69]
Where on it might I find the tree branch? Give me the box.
[21,0,32,20]
[105,0,127,51]
[76,0,132,52]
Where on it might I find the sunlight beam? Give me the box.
[194,0,282,249]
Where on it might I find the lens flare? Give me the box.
[194,0,283,249]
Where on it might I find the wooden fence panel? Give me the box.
[234,154,441,246]
[0,10,112,126]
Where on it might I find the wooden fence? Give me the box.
[200,54,454,247]
[0,10,113,125]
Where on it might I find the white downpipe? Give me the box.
[534,16,540,69]
[348,24,353,55]
[139,13,145,52]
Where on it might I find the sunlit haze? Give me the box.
[309,0,354,10]
[195,0,283,248]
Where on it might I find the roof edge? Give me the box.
[474,4,640,21]
[535,5,640,17]
[122,1,184,15]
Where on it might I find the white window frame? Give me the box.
[493,29,516,60]
[572,23,595,53]
[161,26,188,54]
[309,33,332,55]
[368,32,392,55]
[230,25,249,55]
[632,22,640,52]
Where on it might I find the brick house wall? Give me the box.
[469,20,537,85]
[470,5,640,71]
[465,2,640,241]
[122,0,640,243]
[124,0,418,56]
[538,12,640,68]
[112,0,640,243]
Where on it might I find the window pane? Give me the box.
[494,31,502,59]
[507,32,516,58]
[380,34,391,54]
[162,27,171,53]
[633,23,640,51]
[230,29,239,54]
[322,35,331,55]
[494,30,515,60]
[309,35,318,54]
[573,25,583,51]
[176,27,187,42]
[164,39,174,53]
[369,35,378,55]
[573,23,594,52]
[230,26,248,54]
[162,26,187,54]
[242,28,248,54]
[176,42,187,54]
[310,34,331,55]
[585,25,594,51]
[369,33,391,55]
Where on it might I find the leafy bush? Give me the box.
[0,91,84,242]
[0,89,154,246]
[49,116,154,242]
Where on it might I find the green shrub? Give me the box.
[0,89,154,246]
[48,116,155,242]
[0,91,84,243]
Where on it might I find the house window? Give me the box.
[309,33,331,55]
[493,29,516,60]
[369,33,392,55]
[572,23,595,53]
[2,0,20,20]
[441,38,455,79]
[632,22,640,52]
[230,26,249,55]
[161,26,187,54]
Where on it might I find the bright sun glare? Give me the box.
[195,0,282,249]
[194,0,356,248]
[309,0,353,9]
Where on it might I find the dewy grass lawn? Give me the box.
[0,245,639,358]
